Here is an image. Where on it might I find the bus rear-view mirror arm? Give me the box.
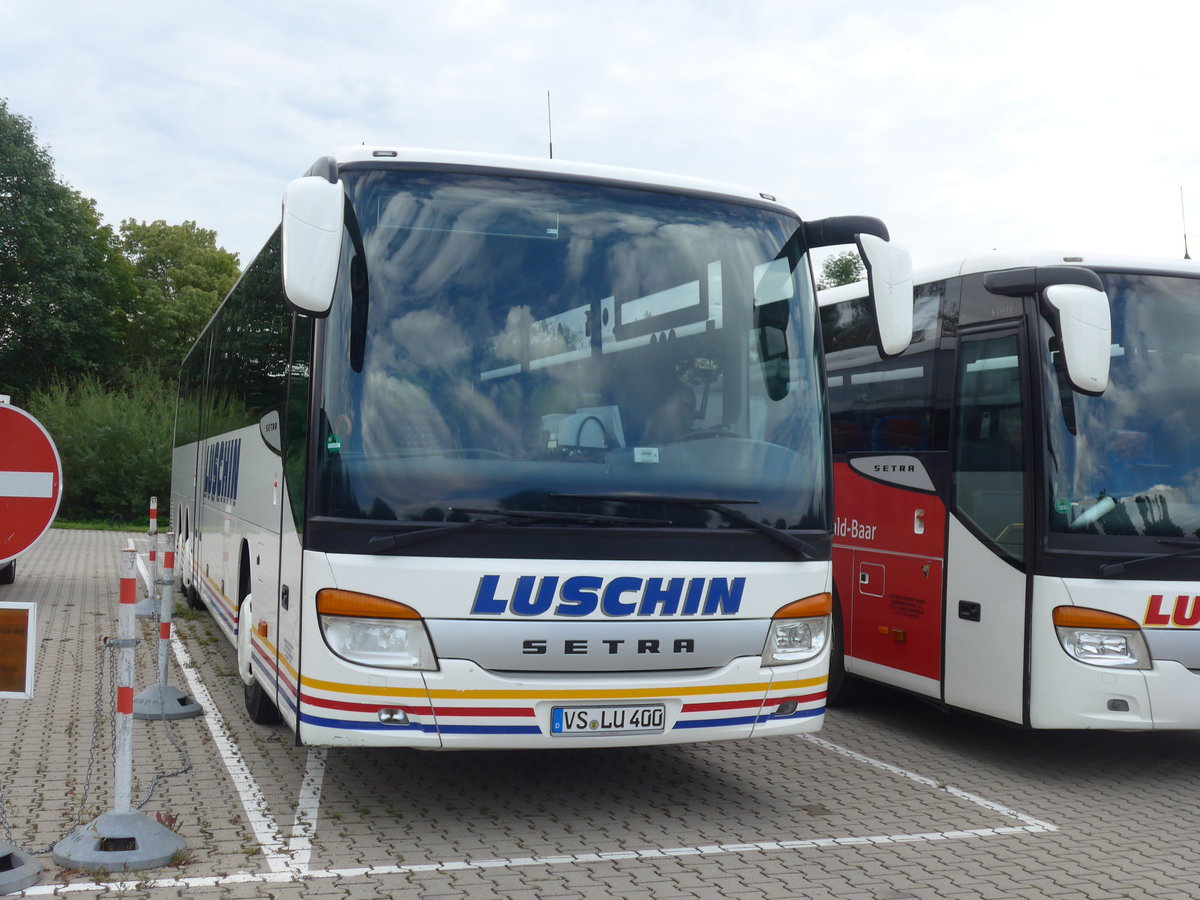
[281,173,345,316]
[804,216,914,359]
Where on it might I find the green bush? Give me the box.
[26,368,175,523]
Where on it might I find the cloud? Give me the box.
[3,0,1199,269]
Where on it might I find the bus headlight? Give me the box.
[1053,606,1150,670]
[762,593,831,666]
[317,589,437,670]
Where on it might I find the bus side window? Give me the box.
[822,285,942,456]
[830,419,865,451]
[870,415,927,452]
[953,334,1026,563]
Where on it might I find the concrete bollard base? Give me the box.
[52,810,187,873]
[0,840,40,894]
[132,683,203,721]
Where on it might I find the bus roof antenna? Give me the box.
[547,91,554,160]
[1182,186,1191,260]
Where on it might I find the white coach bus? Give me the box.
[171,147,913,748]
[820,251,1200,729]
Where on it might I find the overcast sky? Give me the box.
[3,0,1198,271]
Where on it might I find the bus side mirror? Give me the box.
[281,175,344,316]
[755,302,791,401]
[1042,283,1111,395]
[857,233,914,358]
[754,258,793,400]
[803,216,913,358]
[983,265,1111,396]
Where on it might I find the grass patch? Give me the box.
[53,519,150,532]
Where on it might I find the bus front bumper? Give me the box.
[297,655,828,748]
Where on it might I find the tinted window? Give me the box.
[953,333,1026,563]
[315,170,827,537]
[204,233,291,440]
[822,282,942,452]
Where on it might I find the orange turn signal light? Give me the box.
[316,589,422,620]
[773,592,832,619]
[1052,606,1140,631]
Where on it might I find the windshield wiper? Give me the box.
[367,507,667,552]
[551,492,819,560]
[1098,539,1200,577]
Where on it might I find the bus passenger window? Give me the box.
[830,419,865,451]
[953,335,1026,563]
[870,415,927,452]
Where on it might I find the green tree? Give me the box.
[119,218,240,380]
[26,367,175,522]
[817,250,866,290]
[0,98,134,396]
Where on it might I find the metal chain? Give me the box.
[0,761,14,847]
[86,636,116,824]
[9,637,116,856]
[136,701,193,809]
[1,621,194,854]
[136,583,194,807]
[53,636,115,853]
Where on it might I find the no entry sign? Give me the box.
[0,403,63,565]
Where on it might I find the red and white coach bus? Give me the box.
[171,147,913,748]
[819,251,1200,729]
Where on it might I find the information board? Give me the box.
[0,602,36,699]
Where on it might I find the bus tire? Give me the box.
[238,596,281,725]
[826,598,866,707]
[185,579,204,610]
[244,680,282,726]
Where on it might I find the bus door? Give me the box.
[238,305,309,728]
[835,450,946,699]
[943,328,1031,724]
[271,314,313,730]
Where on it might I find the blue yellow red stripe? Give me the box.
[232,602,826,738]
[294,671,825,735]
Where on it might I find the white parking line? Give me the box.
[26,720,1059,895]
[93,539,1058,892]
[285,748,327,874]
[22,810,1057,895]
[126,536,325,874]
[801,733,1058,832]
[169,626,292,872]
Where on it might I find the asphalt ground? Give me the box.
[1,528,1199,899]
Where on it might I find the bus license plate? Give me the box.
[551,704,666,736]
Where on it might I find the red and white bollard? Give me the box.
[133,532,201,720]
[135,497,160,619]
[52,549,187,871]
[114,548,137,812]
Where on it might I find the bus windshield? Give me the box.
[315,169,826,542]
[1045,272,1200,539]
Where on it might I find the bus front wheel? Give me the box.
[238,597,281,725]
[244,680,282,726]
[827,599,866,707]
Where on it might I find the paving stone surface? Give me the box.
[1,529,1199,898]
